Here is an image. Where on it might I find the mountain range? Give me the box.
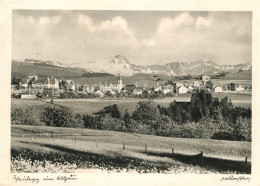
[14,55,252,77]
[74,55,252,76]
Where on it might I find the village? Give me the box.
[11,73,251,99]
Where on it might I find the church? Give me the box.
[99,74,124,93]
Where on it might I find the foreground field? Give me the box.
[11,125,251,173]
[11,92,251,116]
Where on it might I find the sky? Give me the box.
[12,10,252,66]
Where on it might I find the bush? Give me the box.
[211,121,236,141]
[212,130,236,141]
[175,123,205,139]
[11,106,44,126]
[126,119,150,134]
[99,115,125,131]
[40,106,84,128]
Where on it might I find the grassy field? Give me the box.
[11,125,251,173]
[11,92,251,116]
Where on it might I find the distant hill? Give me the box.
[11,60,114,79]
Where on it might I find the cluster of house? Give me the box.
[11,74,250,99]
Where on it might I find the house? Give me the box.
[83,85,95,93]
[27,75,38,87]
[193,81,200,87]
[214,85,223,93]
[109,90,116,95]
[133,88,143,95]
[95,90,104,97]
[69,84,76,91]
[222,85,228,92]
[60,79,75,90]
[100,82,117,93]
[154,85,162,92]
[122,85,135,94]
[11,85,21,98]
[43,77,59,89]
[21,94,37,99]
[177,85,188,94]
[236,85,245,92]
[176,82,183,88]
[19,78,29,88]
[162,83,173,94]
[34,78,45,88]
[202,75,210,84]
[187,85,194,92]
[175,82,184,93]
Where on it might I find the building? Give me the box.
[214,85,223,93]
[99,74,123,93]
[43,77,59,89]
[236,85,245,92]
[122,85,135,94]
[187,85,194,92]
[202,75,210,84]
[177,85,188,94]
[154,82,163,92]
[60,79,75,90]
[21,94,37,99]
[27,75,38,87]
[117,73,123,93]
[133,88,143,95]
[193,81,200,87]
[95,90,104,97]
[176,82,183,88]
[83,85,95,93]
[162,83,174,94]
[101,83,116,92]
[19,78,29,88]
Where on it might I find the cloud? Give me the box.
[157,12,194,34]
[78,14,130,33]
[12,11,251,66]
[77,14,139,46]
[14,14,61,26]
[142,38,155,47]
[38,17,50,25]
[195,16,212,29]
[77,14,94,31]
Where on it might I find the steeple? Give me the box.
[117,73,123,93]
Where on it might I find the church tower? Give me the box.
[117,73,123,93]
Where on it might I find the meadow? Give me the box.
[11,125,251,173]
[11,92,251,116]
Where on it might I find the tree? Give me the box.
[206,81,213,90]
[41,106,84,128]
[11,77,22,85]
[190,90,213,122]
[132,100,158,125]
[99,115,125,131]
[123,109,130,128]
[96,104,121,119]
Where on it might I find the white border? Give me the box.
[1,0,260,185]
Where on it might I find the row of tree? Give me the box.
[11,91,251,141]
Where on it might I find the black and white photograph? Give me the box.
[10,9,253,174]
[1,1,260,185]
